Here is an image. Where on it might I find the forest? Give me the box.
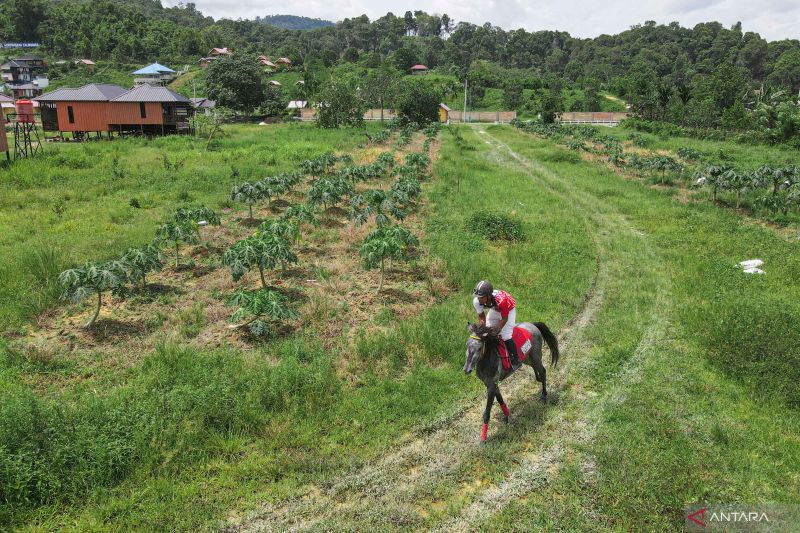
[3,1,799,143]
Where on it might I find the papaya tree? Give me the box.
[359,224,419,292]
[256,178,286,207]
[307,175,354,210]
[390,176,422,207]
[259,218,300,243]
[261,232,298,272]
[121,244,163,288]
[59,260,129,328]
[229,181,262,219]
[226,288,298,335]
[721,169,750,208]
[223,236,274,288]
[174,206,221,243]
[174,206,221,226]
[223,232,297,287]
[693,165,728,202]
[349,189,405,227]
[300,152,339,176]
[155,220,199,268]
[281,203,320,240]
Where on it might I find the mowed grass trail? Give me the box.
[479,125,800,531]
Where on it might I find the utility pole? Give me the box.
[463,78,468,124]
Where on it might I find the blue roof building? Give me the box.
[132,63,176,86]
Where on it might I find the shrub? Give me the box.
[466,211,524,241]
[395,81,442,125]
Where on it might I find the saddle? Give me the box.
[496,327,534,370]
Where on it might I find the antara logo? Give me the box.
[688,508,706,527]
[711,511,770,523]
[687,506,771,527]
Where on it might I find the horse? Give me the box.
[464,322,560,442]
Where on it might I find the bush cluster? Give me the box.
[466,211,524,241]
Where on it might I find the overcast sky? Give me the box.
[163,0,799,41]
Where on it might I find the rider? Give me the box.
[472,280,520,367]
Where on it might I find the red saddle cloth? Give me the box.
[496,327,534,370]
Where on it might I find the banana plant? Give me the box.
[59,260,129,328]
[121,244,163,288]
[226,288,298,334]
[155,220,199,268]
[359,225,419,293]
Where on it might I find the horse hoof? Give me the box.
[480,423,488,442]
[503,415,509,424]
[539,393,547,402]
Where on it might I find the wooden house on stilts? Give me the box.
[35,83,193,139]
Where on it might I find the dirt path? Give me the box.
[228,126,672,532]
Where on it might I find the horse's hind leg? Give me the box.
[495,389,510,423]
[481,383,496,442]
[532,356,547,399]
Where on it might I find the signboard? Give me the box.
[1,42,40,48]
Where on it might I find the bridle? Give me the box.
[469,334,488,360]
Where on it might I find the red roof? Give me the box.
[410,64,428,70]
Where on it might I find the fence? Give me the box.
[297,108,516,123]
[558,112,629,125]
[446,111,516,123]
[299,108,398,122]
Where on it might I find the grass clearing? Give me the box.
[3,122,799,531]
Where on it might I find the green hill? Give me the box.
[255,15,333,30]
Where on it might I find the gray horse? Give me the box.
[464,322,560,442]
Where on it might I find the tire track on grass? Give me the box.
[432,126,672,532]
[229,126,665,532]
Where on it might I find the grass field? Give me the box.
[1,122,799,531]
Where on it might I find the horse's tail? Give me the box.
[534,322,560,367]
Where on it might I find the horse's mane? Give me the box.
[470,324,502,344]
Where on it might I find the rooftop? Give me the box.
[132,62,176,75]
[112,84,190,103]
[36,83,128,102]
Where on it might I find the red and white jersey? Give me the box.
[473,290,516,318]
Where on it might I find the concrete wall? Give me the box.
[558,112,629,123]
[446,111,517,123]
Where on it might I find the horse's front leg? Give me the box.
[495,389,510,423]
[481,383,497,442]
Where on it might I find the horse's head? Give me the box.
[464,323,490,374]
